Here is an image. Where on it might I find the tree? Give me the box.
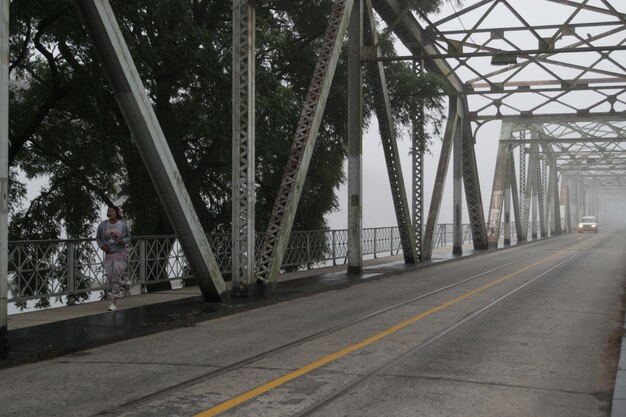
[8,0,446,240]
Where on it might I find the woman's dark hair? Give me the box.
[109,206,124,220]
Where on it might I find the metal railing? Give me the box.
[7,224,483,308]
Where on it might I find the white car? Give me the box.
[577,216,599,233]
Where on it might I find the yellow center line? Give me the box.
[195,249,569,417]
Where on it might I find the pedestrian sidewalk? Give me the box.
[1,246,476,368]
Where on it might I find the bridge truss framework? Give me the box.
[2,0,626,339]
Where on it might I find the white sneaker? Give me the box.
[108,303,118,312]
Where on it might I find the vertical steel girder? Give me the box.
[508,151,524,243]
[578,180,585,218]
[231,0,256,297]
[519,137,528,241]
[412,60,424,262]
[452,105,463,255]
[363,0,417,264]
[552,163,562,235]
[73,0,227,302]
[486,136,512,249]
[256,0,354,284]
[423,97,459,260]
[570,177,579,229]
[537,153,547,238]
[541,144,562,236]
[546,159,556,235]
[0,0,8,340]
[503,154,512,247]
[347,0,363,274]
[461,115,488,250]
[560,176,570,233]
[529,144,539,239]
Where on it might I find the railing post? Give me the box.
[306,232,312,269]
[139,239,147,293]
[67,242,76,302]
[390,227,394,256]
[332,230,336,266]
[373,228,377,259]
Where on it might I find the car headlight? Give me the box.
[578,223,583,228]
[592,224,596,228]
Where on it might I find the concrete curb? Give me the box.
[612,317,626,416]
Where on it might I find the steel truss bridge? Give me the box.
[1,0,626,338]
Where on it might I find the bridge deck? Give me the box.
[3,234,626,416]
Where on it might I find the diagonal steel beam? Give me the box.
[73,0,227,302]
[487,137,512,248]
[256,0,354,284]
[423,97,460,260]
[364,0,417,264]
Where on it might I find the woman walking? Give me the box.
[96,206,131,311]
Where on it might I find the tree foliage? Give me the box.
[8,0,446,241]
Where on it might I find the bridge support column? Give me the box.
[538,155,547,238]
[461,114,488,251]
[503,152,512,247]
[560,176,570,233]
[570,177,579,230]
[412,60,424,262]
[348,0,363,275]
[529,144,539,239]
[452,104,463,255]
[509,150,524,243]
[519,139,529,241]
[549,157,562,236]
[73,0,227,302]
[0,0,8,344]
[232,0,256,296]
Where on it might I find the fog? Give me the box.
[599,197,626,228]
